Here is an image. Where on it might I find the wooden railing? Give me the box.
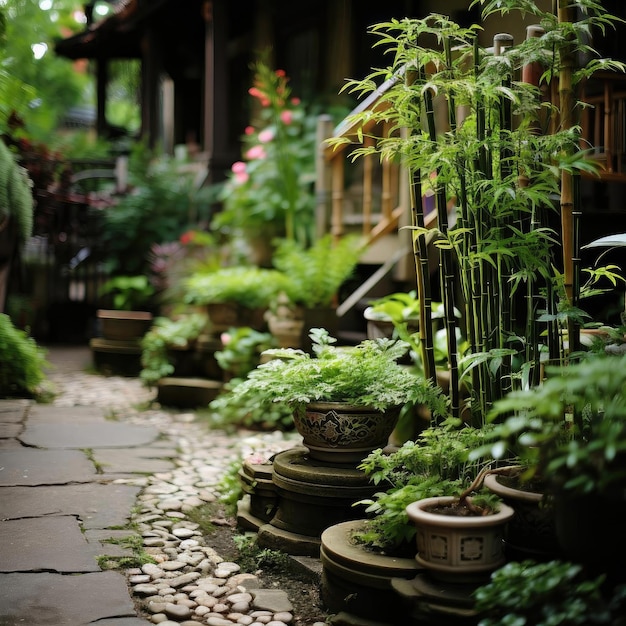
[314,76,410,252]
[580,72,626,181]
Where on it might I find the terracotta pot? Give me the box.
[484,467,559,561]
[406,496,515,583]
[292,401,400,464]
[267,313,305,349]
[97,309,153,341]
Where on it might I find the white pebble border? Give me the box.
[49,367,327,626]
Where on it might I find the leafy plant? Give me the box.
[329,3,626,425]
[139,312,209,387]
[353,421,498,552]
[99,274,155,311]
[225,327,449,413]
[365,291,424,324]
[271,234,365,309]
[212,58,318,247]
[183,266,288,309]
[99,142,219,275]
[0,138,33,244]
[474,351,626,496]
[215,326,276,379]
[474,559,626,626]
[0,313,48,397]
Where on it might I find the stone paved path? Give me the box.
[0,345,319,626]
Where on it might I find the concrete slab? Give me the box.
[19,421,160,449]
[0,410,26,423]
[0,423,22,438]
[0,399,30,414]
[93,447,176,475]
[0,448,97,486]
[0,483,141,528]
[0,516,100,573]
[26,404,108,422]
[0,571,144,625]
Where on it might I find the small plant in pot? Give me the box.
[97,275,156,341]
[221,327,449,464]
[268,234,365,350]
[182,266,288,332]
[139,312,210,387]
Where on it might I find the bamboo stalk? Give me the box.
[424,80,460,419]
[558,1,578,358]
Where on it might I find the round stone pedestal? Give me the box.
[256,447,377,556]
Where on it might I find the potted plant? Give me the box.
[268,234,365,350]
[214,325,276,381]
[221,327,449,463]
[96,274,156,342]
[211,59,318,262]
[478,350,626,582]
[182,265,288,332]
[363,291,425,340]
[139,311,211,387]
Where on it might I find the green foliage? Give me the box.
[0,313,48,397]
[272,234,365,309]
[100,144,219,275]
[216,459,245,516]
[0,0,88,140]
[366,291,423,324]
[233,533,291,572]
[99,275,155,311]
[206,377,294,431]
[225,327,449,413]
[475,351,626,496]
[0,138,33,243]
[140,313,209,387]
[212,58,318,246]
[353,421,497,551]
[331,4,626,423]
[183,266,289,309]
[215,326,276,379]
[474,559,626,626]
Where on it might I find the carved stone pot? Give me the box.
[292,401,401,465]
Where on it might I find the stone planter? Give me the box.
[97,309,153,341]
[406,496,515,583]
[293,402,401,465]
[320,519,420,624]
[484,467,559,561]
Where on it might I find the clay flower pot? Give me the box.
[406,496,515,583]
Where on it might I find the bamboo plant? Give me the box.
[328,1,624,424]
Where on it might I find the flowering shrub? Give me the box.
[212,60,317,247]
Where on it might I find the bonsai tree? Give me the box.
[329,1,626,424]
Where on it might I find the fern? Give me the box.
[273,234,364,308]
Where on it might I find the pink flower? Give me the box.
[220,332,231,345]
[280,110,293,125]
[275,69,286,77]
[291,97,300,106]
[231,161,247,174]
[244,126,255,135]
[234,170,249,184]
[245,145,266,160]
[258,129,274,143]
